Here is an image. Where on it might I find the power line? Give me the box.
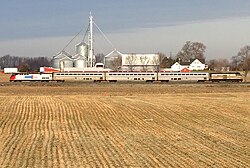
[93,21,115,49]
[61,24,87,52]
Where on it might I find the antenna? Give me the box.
[89,12,94,67]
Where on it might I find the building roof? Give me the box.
[53,50,73,59]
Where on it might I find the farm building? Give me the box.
[171,59,206,71]
[105,49,160,71]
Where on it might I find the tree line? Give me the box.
[0,55,51,72]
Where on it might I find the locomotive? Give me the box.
[9,71,243,83]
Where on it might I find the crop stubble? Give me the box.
[0,84,249,167]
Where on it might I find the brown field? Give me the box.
[0,74,250,167]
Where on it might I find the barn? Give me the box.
[104,49,160,71]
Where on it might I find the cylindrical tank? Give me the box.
[52,56,61,69]
[52,51,73,69]
[76,42,88,58]
[74,59,86,68]
[62,59,74,68]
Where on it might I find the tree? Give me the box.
[95,53,105,63]
[157,52,175,68]
[237,45,250,78]
[111,56,122,71]
[126,54,137,71]
[152,53,169,71]
[230,56,240,71]
[140,55,149,71]
[0,55,51,71]
[19,64,30,72]
[208,59,229,71]
[176,41,206,62]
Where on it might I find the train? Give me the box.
[9,71,243,83]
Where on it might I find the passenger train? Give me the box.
[9,71,243,83]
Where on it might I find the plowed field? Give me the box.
[0,84,249,167]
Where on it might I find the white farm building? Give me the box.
[170,59,206,71]
[105,49,160,71]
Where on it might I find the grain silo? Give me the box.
[52,51,73,69]
[74,54,86,68]
[76,42,88,58]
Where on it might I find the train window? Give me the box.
[118,74,121,75]
[126,74,129,76]
[151,74,154,76]
[122,74,125,75]
[90,74,93,75]
[134,78,137,80]
[65,74,68,75]
[134,74,137,75]
[194,74,197,75]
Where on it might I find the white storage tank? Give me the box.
[52,51,73,69]
[74,55,87,68]
[61,58,74,68]
[76,42,88,58]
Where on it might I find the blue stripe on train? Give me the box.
[24,75,32,79]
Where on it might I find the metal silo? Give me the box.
[76,42,88,58]
[74,55,86,68]
[52,51,73,69]
[61,58,74,68]
[52,54,61,69]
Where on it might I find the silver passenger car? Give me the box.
[106,72,158,82]
[158,72,209,82]
[53,72,105,82]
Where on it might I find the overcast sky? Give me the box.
[0,0,250,59]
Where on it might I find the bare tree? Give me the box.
[95,53,105,63]
[0,55,51,72]
[151,53,167,71]
[208,58,229,71]
[152,56,161,71]
[237,45,250,78]
[176,41,206,62]
[126,54,137,71]
[111,56,122,71]
[230,56,239,71]
[140,55,149,71]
